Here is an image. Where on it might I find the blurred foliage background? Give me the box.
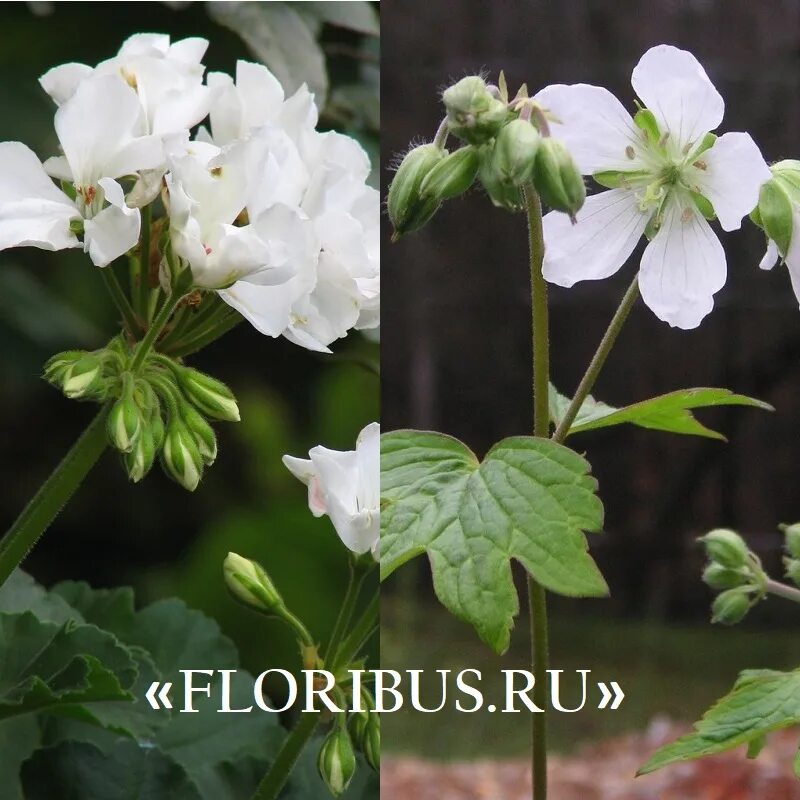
[382,0,800,760]
[0,0,379,702]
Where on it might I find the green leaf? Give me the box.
[21,740,203,800]
[208,1,328,103]
[0,570,79,624]
[639,668,800,774]
[0,613,135,723]
[380,430,606,653]
[295,1,379,36]
[0,716,40,800]
[549,384,772,440]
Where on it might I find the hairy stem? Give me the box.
[552,275,640,443]
[99,267,139,336]
[523,183,549,800]
[331,592,379,673]
[765,578,800,604]
[325,559,362,662]
[0,406,109,587]
[131,292,182,372]
[138,204,152,321]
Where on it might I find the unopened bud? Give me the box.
[318,726,356,797]
[478,147,523,212]
[125,426,157,483]
[756,179,793,257]
[491,119,541,186]
[161,417,203,491]
[182,404,218,466]
[701,529,750,569]
[442,76,508,145]
[43,351,84,386]
[223,552,285,614]
[387,143,446,239]
[784,557,800,588]
[711,587,753,625]
[702,563,748,591]
[361,712,380,771]
[533,138,586,219]
[176,367,240,422]
[107,376,142,453]
[419,145,480,201]
[782,523,800,560]
[62,355,106,400]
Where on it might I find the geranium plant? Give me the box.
[384,44,793,797]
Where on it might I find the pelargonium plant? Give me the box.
[0,31,379,800]
[385,43,798,797]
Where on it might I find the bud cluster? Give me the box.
[388,73,585,239]
[44,339,239,491]
[780,523,800,587]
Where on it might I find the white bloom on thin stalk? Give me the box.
[283,423,380,560]
[535,44,771,329]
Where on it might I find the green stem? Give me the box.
[250,711,320,800]
[0,407,109,587]
[331,592,378,673]
[552,276,640,444]
[523,183,549,800]
[765,578,800,603]
[159,294,232,351]
[99,267,139,336]
[130,292,182,372]
[165,312,242,358]
[325,559,361,661]
[138,205,152,320]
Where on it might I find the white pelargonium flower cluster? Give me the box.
[0,34,379,352]
[283,423,379,560]
[535,45,771,329]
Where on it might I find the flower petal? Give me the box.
[638,196,726,329]
[631,44,724,150]
[781,209,800,306]
[39,62,92,105]
[83,178,140,267]
[759,239,779,271]
[542,189,648,287]
[533,84,644,174]
[689,132,770,232]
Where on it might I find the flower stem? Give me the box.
[250,711,320,800]
[138,205,152,321]
[523,183,550,800]
[0,406,109,588]
[765,578,800,604]
[130,292,182,372]
[325,559,362,662]
[165,311,242,358]
[331,592,379,673]
[99,267,140,336]
[552,275,639,444]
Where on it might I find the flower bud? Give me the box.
[182,404,218,466]
[533,138,586,219]
[756,179,793,257]
[223,552,285,615]
[107,376,142,453]
[348,710,368,744]
[701,529,750,569]
[317,726,356,797]
[62,355,106,400]
[490,119,541,186]
[781,523,800,560]
[125,426,157,483]
[43,351,84,386]
[387,143,446,239]
[711,587,753,625]
[161,417,203,491]
[702,563,747,591]
[442,76,508,145]
[478,147,523,212]
[419,146,480,202]
[784,557,800,588]
[176,367,240,422]
[361,712,380,772]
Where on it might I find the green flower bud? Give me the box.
[784,557,800,588]
[223,552,285,615]
[781,523,800,560]
[317,726,356,797]
[702,563,748,591]
[387,143,446,240]
[361,712,380,772]
[490,119,541,186]
[419,146,480,201]
[442,76,508,145]
[757,179,793,257]
[701,528,750,569]
[62,355,106,400]
[182,404,218,466]
[161,417,203,491]
[348,710,369,744]
[533,138,586,219]
[107,376,142,453]
[478,147,523,212]
[125,426,157,483]
[711,587,753,625]
[43,351,84,386]
[176,368,240,422]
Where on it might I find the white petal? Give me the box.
[236,60,284,128]
[151,84,210,136]
[759,239,779,271]
[167,37,209,65]
[207,71,242,145]
[782,209,800,306]
[39,62,92,105]
[219,280,299,338]
[532,84,644,174]
[0,142,79,252]
[542,189,648,287]
[43,156,73,182]
[631,44,724,150]
[689,132,770,231]
[638,197,726,329]
[118,33,170,57]
[83,178,140,267]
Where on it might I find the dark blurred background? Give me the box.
[0,1,379,689]
[381,0,800,758]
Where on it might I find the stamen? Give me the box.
[681,207,693,224]
[625,146,636,160]
[658,132,670,147]
[693,160,707,171]
[209,166,223,177]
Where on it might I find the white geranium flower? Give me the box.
[283,423,379,559]
[535,44,771,329]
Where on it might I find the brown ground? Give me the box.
[382,719,800,800]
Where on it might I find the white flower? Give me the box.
[535,44,771,329]
[283,422,379,559]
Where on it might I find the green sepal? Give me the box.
[633,108,660,146]
[690,191,716,221]
[758,179,793,257]
[592,169,649,189]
